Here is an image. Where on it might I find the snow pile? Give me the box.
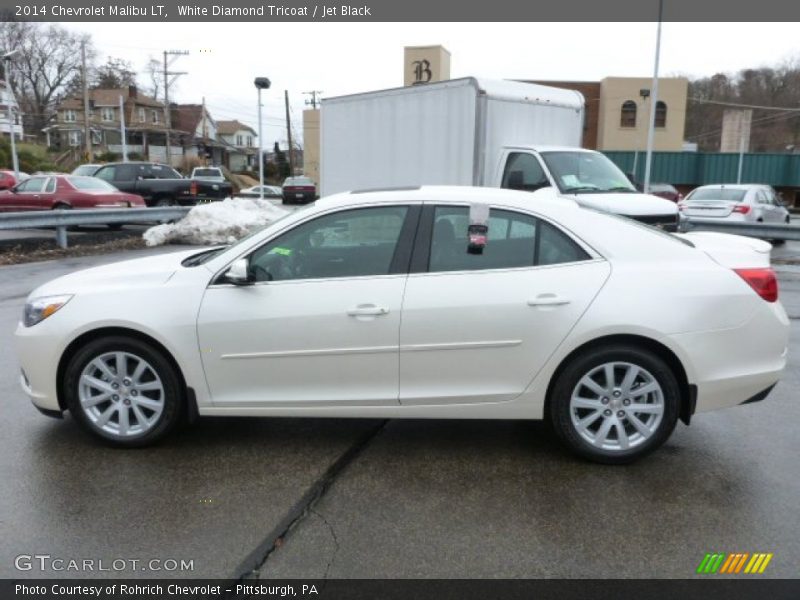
[143,197,289,246]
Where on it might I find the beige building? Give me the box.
[302,109,320,187]
[596,77,688,151]
[403,45,451,87]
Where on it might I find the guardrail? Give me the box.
[678,218,800,241]
[0,207,191,249]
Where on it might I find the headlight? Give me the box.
[23,294,73,327]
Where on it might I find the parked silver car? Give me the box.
[680,184,790,224]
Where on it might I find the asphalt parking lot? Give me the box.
[1,240,799,580]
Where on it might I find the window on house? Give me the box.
[236,134,243,146]
[101,108,115,122]
[152,110,159,124]
[138,108,146,122]
[246,136,252,147]
[64,110,77,123]
[620,101,637,128]
[655,101,667,128]
[67,130,82,146]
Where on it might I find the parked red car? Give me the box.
[0,169,30,190]
[0,175,146,212]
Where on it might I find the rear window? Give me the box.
[688,188,746,202]
[284,177,314,186]
[194,169,222,177]
[68,176,117,191]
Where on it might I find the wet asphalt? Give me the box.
[0,242,798,580]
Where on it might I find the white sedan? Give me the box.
[15,186,789,463]
[680,184,791,224]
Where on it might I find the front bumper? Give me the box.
[14,321,64,413]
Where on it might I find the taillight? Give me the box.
[732,204,751,214]
[190,181,198,196]
[734,268,778,302]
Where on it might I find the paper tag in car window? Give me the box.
[269,247,293,256]
[468,203,490,255]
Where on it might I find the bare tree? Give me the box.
[92,57,137,89]
[144,57,163,101]
[0,22,94,139]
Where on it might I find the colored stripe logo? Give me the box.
[696,552,773,574]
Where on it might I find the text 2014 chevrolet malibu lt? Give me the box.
[15,186,789,463]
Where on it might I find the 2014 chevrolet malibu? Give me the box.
[15,186,789,463]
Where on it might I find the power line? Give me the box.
[689,97,800,112]
[303,90,323,109]
[163,49,189,162]
[687,109,800,142]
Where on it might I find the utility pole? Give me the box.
[119,95,128,162]
[81,41,93,162]
[285,90,294,175]
[303,90,323,109]
[163,49,188,166]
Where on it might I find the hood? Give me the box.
[566,192,678,217]
[29,248,203,298]
[676,231,772,268]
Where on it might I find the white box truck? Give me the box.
[320,77,678,228]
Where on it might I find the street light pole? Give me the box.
[254,77,271,201]
[3,50,20,179]
[643,0,664,195]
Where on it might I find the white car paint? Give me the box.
[15,186,788,455]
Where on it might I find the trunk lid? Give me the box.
[677,231,771,268]
[682,201,736,218]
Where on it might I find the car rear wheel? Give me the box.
[63,336,184,447]
[549,345,680,464]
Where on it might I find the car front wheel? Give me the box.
[549,345,680,464]
[63,336,184,447]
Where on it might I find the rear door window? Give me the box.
[428,206,589,273]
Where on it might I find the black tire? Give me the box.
[154,196,176,207]
[548,344,680,464]
[63,336,184,448]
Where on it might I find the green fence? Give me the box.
[603,151,800,187]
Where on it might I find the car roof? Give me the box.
[506,145,599,154]
[693,183,768,191]
[315,185,580,217]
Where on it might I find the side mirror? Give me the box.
[224,258,254,285]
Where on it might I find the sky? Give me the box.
[64,22,800,148]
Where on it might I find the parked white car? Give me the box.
[237,184,283,199]
[15,186,789,463]
[680,184,791,224]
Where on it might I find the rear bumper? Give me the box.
[670,300,789,413]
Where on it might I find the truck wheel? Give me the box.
[155,197,177,207]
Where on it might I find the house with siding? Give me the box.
[45,86,182,164]
[215,120,258,171]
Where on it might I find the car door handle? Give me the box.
[527,294,571,307]
[347,304,389,317]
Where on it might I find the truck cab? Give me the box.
[495,146,678,230]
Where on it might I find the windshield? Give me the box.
[68,176,117,191]
[541,151,636,194]
[687,188,747,202]
[71,165,100,176]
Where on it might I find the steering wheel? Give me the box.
[252,253,295,281]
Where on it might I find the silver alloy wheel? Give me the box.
[78,351,165,438]
[569,361,664,452]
